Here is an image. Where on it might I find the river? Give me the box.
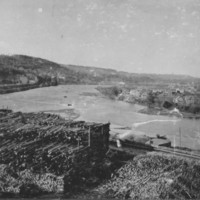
[1,85,200,150]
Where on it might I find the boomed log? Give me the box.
[0,110,110,176]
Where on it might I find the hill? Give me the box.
[0,55,76,84]
[0,54,200,94]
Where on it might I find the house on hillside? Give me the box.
[130,89,140,99]
[58,74,66,81]
[118,81,125,86]
[140,91,148,101]
[152,89,163,94]
[19,75,28,84]
[176,88,184,94]
[28,75,38,84]
[185,87,196,94]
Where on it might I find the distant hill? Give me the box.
[0,54,76,85]
[0,54,199,94]
[63,64,199,85]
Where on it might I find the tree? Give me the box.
[147,90,155,108]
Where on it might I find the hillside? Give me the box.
[64,64,200,86]
[0,54,200,94]
[0,55,77,85]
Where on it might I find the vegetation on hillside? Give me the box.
[96,86,122,99]
[97,85,200,115]
[0,55,76,86]
[1,54,200,94]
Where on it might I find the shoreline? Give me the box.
[138,107,200,119]
[41,107,200,152]
[96,86,200,120]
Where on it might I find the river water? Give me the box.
[1,85,200,150]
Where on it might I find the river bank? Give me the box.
[96,86,200,120]
[139,107,200,119]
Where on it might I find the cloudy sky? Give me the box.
[0,0,200,76]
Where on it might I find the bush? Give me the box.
[96,86,122,99]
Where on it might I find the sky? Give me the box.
[0,0,200,77]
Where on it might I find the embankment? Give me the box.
[0,82,57,94]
